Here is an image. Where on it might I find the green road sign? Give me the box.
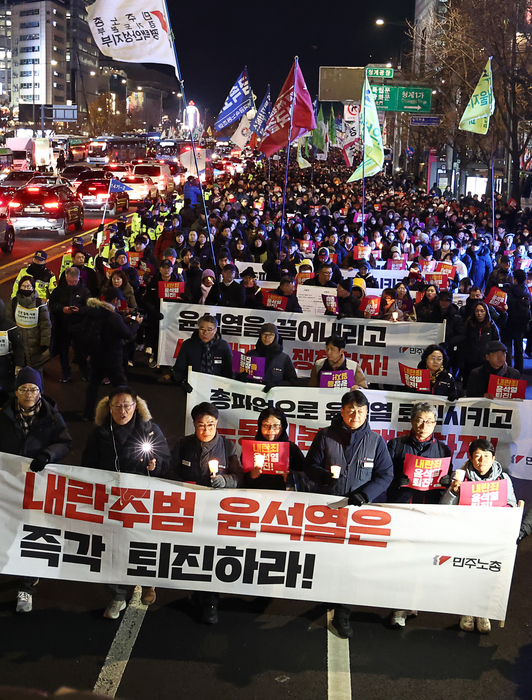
[367,67,394,79]
[370,85,432,113]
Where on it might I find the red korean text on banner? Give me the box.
[425,273,449,290]
[386,259,407,271]
[487,374,527,400]
[231,351,266,381]
[399,363,431,391]
[128,251,141,267]
[459,479,508,507]
[403,454,451,491]
[435,262,457,278]
[420,260,437,274]
[359,296,381,317]
[298,240,314,253]
[295,271,314,286]
[319,369,355,389]
[263,292,288,311]
[484,286,508,310]
[322,294,339,314]
[353,246,371,260]
[241,440,290,473]
[158,281,184,300]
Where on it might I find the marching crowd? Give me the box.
[0,157,531,638]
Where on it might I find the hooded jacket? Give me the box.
[0,299,24,371]
[441,458,517,507]
[81,396,171,476]
[304,414,393,502]
[7,292,51,368]
[244,328,298,387]
[84,297,139,367]
[172,327,233,385]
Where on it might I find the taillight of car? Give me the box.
[44,202,60,209]
[27,187,40,192]
[9,201,21,208]
[97,193,109,200]
[89,187,97,191]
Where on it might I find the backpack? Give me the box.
[83,314,104,357]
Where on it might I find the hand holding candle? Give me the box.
[208,459,219,476]
[330,465,341,479]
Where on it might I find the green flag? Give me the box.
[297,138,311,169]
[311,104,326,152]
[328,109,336,145]
[347,77,384,182]
[459,57,495,135]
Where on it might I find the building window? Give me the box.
[53,34,63,43]
[20,82,39,89]
[20,21,39,28]
[20,46,39,53]
[19,9,39,16]
[20,34,40,41]
[53,46,64,55]
[21,58,39,64]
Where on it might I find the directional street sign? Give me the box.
[406,146,415,157]
[370,85,432,113]
[367,67,394,79]
[410,116,442,126]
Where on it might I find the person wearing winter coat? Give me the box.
[0,366,72,613]
[206,264,246,307]
[239,323,298,391]
[81,385,171,618]
[461,302,504,384]
[100,270,137,312]
[142,260,184,365]
[0,297,23,394]
[467,241,490,289]
[428,291,465,373]
[501,269,531,374]
[111,249,140,291]
[441,438,516,634]
[304,390,393,639]
[466,340,521,398]
[271,276,302,313]
[378,288,404,321]
[240,267,264,309]
[11,250,57,301]
[417,344,457,400]
[6,276,51,377]
[309,335,367,388]
[172,314,233,392]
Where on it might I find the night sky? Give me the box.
[149,0,414,123]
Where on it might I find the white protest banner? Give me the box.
[296,284,331,315]
[188,371,532,479]
[159,303,445,382]
[0,453,520,619]
[341,267,407,290]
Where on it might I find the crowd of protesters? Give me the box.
[1,157,531,637]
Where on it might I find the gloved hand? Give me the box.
[321,471,334,486]
[157,312,165,321]
[348,492,367,507]
[262,383,275,393]
[211,474,226,489]
[181,381,193,394]
[30,453,49,473]
[439,474,452,488]
[399,473,410,486]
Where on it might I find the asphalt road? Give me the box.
[0,222,532,700]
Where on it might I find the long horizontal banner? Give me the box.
[188,371,532,480]
[159,303,445,382]
[0,453,519,619]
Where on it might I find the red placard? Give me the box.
[330,253,338,264]
[128,251,141,267]
[415,291,424,304]
[484,286,508,310]
[403,454,451,491]
[372,249,382,260]
[359,296,381,317]
[386,259,407,270]
[263,291,288,311]
[158,281,184,299]
[103,263,113,279]
[459,479,508,507]
[399,362,431,391]
[353,245,371,260]
[322,293,339,314]
[487,374,527,400]
[295,271,314,286]
[241,440,290,473]
[298,239,314,253]
[420,260,437,274]
[435,261,457,278]
[516,258,532,270]
[425,272,449,290]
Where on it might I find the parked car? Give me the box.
[120,175,158,203]
[0,170,38,188]
[131,162,174,196]
[9,183,84,237]
[77,176,129,214]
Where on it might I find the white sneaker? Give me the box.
[460,615,475,632]
[144,346,153,355]
[392,610,407,627]
[476,617,491,633]
[16,591,32,613]
[103,599,126,619]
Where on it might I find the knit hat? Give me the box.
[163,247,177,258]
[202,268,215,279]
[15,366,43,393]
[104,287,125,302]
[260,323,278,337]
[352,278,367,297]
[486,340,507,354]
[299,258,313,270]
[114,249,127,259]
[338,277,353,292]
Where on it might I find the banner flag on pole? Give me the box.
[459,57,495,135]
[109,178,133,193]
[214,68,253,132]
[311,104,327,152]
[258,60,316,158]
[250,88,272,137]
[86,0,179,79]
[347,77,384,182]
[231,115,252,149]
[296,138,311,169]
[328,109,337,145]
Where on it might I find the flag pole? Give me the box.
[98,177,113,245]
[162,0,217,274]
[491,130,496,237]
[280,56,299,266]
[361,71,367,239]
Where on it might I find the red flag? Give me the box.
[259,60,316,157]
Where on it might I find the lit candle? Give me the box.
[208,459,219,475]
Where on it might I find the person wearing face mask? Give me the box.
[238,323,298,391]
[11,250,57,301]
[433,236,453,261]
[7,276,51,378]
[0,366,72,613]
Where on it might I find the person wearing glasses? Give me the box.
[81,385,171,620]
[304,390,393,639]
[386,401,452,627]
[0,366,72,613]
[237,323,297,392]
[416,344,457,400]
[168,402,243,624]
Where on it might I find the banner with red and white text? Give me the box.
[158,303,445,383]
[188,372,532,480]
[0,453,520,619]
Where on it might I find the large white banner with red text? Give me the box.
[188,372,532,480]
[0,453,520,619]
[158,303,445,382]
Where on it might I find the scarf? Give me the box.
[15,397,42,437]
[430,364,445,387]
[199,433,227,472]
[201,337,217,374]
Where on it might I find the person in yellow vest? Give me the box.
[59,236,94,275]
[11,250,57,301]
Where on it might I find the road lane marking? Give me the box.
[93,586,147,698]
[327,609,352,700]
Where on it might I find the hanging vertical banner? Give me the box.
[459,57,495,135]
[250,88,272,138]
[231,115,252,149]
[215,68,254,131]
[347,77,384,182]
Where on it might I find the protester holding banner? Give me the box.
[271,276,302,313]
[0,366,72,612]
[243,407,308,491]
[378,288,404,321]
[168,401,243,624]
[238,323,298,391]
[171,314,233,392]
[312,248,343,284]
[414,284,439,322]
[304,390,393,639]
[466,340,522,398]
[309,335,367,390]
[417,344,457,399]
[111,250,140,292]
[394,281,417,321]
[6,277,51,379]
[81,385,171,618]
[428,291,465,373]
[304,263,337,288]
[336,278,363,318]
